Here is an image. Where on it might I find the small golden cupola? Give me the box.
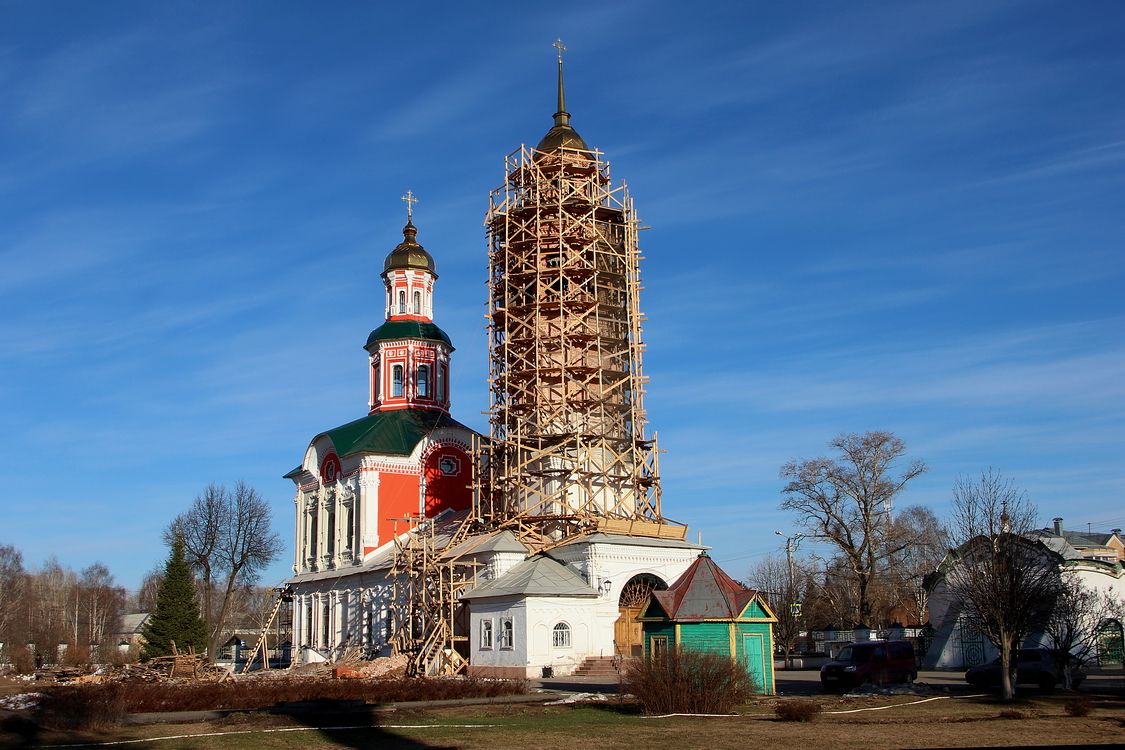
[381,191,438,322]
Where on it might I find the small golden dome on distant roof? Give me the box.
[383,221,437,276]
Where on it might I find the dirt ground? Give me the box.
[3,691,1124,749]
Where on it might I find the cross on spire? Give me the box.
[552,39,569,124]
[401,190,418,221]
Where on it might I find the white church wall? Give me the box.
[525,596,602,676]
[468,598,530,678]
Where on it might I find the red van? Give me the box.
[820,640,917,691]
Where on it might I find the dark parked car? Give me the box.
[820,640,917,691]
[964,648,1084,691]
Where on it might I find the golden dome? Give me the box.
[383,221,436,276]
[537,118,590,152]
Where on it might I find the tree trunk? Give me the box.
[999,636,1015,701]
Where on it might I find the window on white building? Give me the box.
[398,290,407,314]
[413,290,422,314]
[552,622,571,648]
[499,618,514,649]
[480,619,494,650]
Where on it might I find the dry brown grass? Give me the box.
[7,687,1123,749]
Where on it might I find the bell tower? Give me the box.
[478,42,663,542]
[365,193,454,413]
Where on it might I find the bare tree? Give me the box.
[888,505,948,625]
[132,566,164,613]
[0,544,26,646]
[166,481,282,657]
[1042,572,1124,688]
[747,554,806,669]
[78,563,125,650]
[780,431,927,626]
[943,470,1061,701]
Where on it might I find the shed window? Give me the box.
[499,618,514,649]
[392,365,404,397]
[651,636,669,660]
[552,622,571,648]
[480,619,493,650]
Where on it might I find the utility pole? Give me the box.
[775,531,804,602]
[774,531,805,669]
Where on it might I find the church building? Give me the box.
[283,205,477,658]
[284,46,703,675]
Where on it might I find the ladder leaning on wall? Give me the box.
[240,584,293,675]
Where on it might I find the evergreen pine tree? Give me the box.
[140,535,207,660]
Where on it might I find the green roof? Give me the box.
[365,320,453,350]
[320,409,473,458]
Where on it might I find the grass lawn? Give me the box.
[7,692,1124,750]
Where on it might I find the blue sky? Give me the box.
[2,1,1123,591]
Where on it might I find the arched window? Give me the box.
[391,365,404,397]
[435,364,444,402]
[552,622,571,648]
[480,619,494,650]
[417,364,430,398]
[440,365,448,400]
[398,290,406,314]
[499,618,514,649]
[413,290,422,314]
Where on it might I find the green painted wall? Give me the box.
[678,621,730,655]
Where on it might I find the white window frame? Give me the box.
[417,364,430,398]
[391,364,404,397]
[552,622,571,648]
[499,618,514,650]
[480,619,494,650]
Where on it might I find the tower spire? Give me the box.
[552,38,570,127]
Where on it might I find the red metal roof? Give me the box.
[650,553,762,621]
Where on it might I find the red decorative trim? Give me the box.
[320,452,342,483]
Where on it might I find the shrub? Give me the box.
[40,676,527,715]
[621,649,755,715]
[37,683,126,730]
[1064,698,1092,717]
[775,699,822,722]
[997,709,1025,720]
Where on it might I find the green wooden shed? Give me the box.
[638,552,777,694]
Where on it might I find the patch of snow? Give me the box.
[543,692,609,705]
[0,692,45,711]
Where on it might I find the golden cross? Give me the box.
[553,38,566,63]
[401,190,418,221]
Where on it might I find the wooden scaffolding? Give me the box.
[388,513,479,676]
[387,138,676,677]
[479,142,663,539]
